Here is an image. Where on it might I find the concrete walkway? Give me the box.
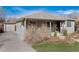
[0,32,35,52]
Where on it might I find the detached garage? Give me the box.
[4,22,16,32]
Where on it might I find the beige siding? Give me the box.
[60,21,75,33]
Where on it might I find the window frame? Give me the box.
[67,20,71,27]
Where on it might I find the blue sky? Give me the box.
[2,6,79,18]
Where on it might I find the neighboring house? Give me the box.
[18,12,76,35]
[0,19,4,33]
[0,22,4,32]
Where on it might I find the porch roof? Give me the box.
[24,12,75,21]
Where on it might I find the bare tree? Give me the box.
[68,11,79,19]
[0,7,5,33]
[0,7,5,22]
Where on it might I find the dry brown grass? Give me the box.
[24,24,79,44]
[24,24,50,44]
[45,36,75,44]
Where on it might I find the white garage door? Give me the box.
[5,24,16,32]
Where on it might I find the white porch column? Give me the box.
[49,21,52,35]
[24,19,26,29]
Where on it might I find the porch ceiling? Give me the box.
[26,18,65,22]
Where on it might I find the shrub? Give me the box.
[24,24,50,44]
[77,28,79,33]
[54,31,57,37]
[63,29,68,36]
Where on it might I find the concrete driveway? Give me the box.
[0,32,35,52]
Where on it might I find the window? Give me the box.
[67,21,71,27]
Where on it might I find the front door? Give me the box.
[56,21,60,32]
[51,21,60,32]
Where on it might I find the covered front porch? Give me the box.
[24,18,65,36]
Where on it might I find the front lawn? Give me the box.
[32,42,79,52]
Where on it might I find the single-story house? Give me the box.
[17,12,76,35]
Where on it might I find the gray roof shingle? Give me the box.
[24,12,75,21]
